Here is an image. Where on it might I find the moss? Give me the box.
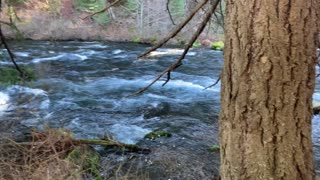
[132,36,141,43]
[209,145,220,152]
[144,131,172,140]
[0,66,36,85]
[192,42,201,48]
[67,146,102,180]
[211,41,224,51]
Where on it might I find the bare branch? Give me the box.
[82,0,122,20]
[138,0,209,58]
[162,70,171,86]
[0,27,24,78]
[0,0,25,78]
[204,75,220,89]
[166,0,176,25]
[132,0,221,95]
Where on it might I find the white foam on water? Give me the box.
[186,51,197,56]
[114,54,128,59]
[8,85,47,96]
[81,44,108,49]
[149,48,196,57]
[109,124,151,144]
[112,49,123,54]
[73,54,88,61]
[0,92,10,115]
[32,54,65,63]
[14,52,30,57]
[7,85,50,112]
[78,50,97,56]
[32,53,88,63]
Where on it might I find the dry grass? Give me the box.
[0,128,154,180]
[0,129,82,180]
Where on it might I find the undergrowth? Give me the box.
[0,128,151,180]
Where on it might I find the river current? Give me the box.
[0,41,319,177]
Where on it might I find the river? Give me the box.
[0,41,319,179]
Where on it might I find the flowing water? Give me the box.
[0,41,319,178]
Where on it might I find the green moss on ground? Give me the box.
[144,131,172,140]
[192,42,201,48]
[209,145,220,152]
[0,66,36,85]
[211,41,224,51]
[67,146,102,180]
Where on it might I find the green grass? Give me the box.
[211,41,224,51]
[0,66,36,85]
[192,42,201,48]
[67,146,102,180]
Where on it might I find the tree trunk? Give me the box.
[220,0,319,179]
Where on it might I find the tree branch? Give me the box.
[132,0,220,95]
[204,75,220,89]
[138,0,209,58]
[0,0,25,79]
[82,0,122,20]
[166,0,176,25]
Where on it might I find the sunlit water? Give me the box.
[0,41,319,175]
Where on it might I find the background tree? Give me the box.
[220,0,319,179]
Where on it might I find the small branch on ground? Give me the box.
[82,0,122,20]
[132,0,220,95]
[138,0,209,58]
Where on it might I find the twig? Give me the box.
[132,0,220,95]
[0,1,25,79]
[204,75,221,89]
[138,0,209,58]
[82,0,122,20]
[166,0,176,25]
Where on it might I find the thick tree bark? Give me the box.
[220,0,319,179]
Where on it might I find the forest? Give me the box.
[0,0,319,179]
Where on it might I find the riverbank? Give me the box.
[1,0,223,45]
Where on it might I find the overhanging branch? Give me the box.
[138,0,209,58]
[132,0,221,95]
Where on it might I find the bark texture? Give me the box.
[220,0,319,179]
